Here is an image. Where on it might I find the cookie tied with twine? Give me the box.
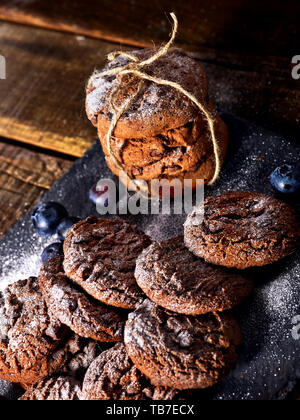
[87,13,224,195]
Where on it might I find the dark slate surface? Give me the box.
[0,112,299,400]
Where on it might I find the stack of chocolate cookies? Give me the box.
[86,49,229,187]
[125,192,299,392]
[125,238,251,392]
[0,217,154,400]
[0,192,299,400]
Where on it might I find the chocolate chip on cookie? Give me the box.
[82,342,179,400]
[19,376,82,401]
[0,278,69,385]
[125,300,242,390]
[63,217,151,309]
[135,236,253,315]
[39,256,126,342]
[184,191,300,269]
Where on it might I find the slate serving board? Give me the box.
[0,112,299,401]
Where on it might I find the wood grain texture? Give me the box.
[0,0,298,57]
[0,140,73,237]
[0,20,298,160]
[0,22,116,157]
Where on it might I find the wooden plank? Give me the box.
[0,22,117,157]
[194,50,300,140]
[0,0,298,58]
[0,20,299,159]
[0,140,73,237]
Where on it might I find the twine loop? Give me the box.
[91,13,221,192]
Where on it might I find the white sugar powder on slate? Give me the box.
[0,72,299,400]
[0,232,57,291]
[264,279,294,317]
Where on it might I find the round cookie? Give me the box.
[86,48,229,187]
[82,343,179,400]
[86,48,209,138]
[102,109,228,188]
[184,191,300,269]
[19,376,82,401]
[0,277,71,385]
[63,217,151,309]
[135,236,253,315]
[125,300,242,390]
[39,256,126,342]
[19,336,103,397]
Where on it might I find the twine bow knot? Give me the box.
[91,13,221,191]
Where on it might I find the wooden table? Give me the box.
[0,0,299,399]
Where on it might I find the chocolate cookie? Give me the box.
[63,217,151,309]
[19,376,82,401]
[184,191,300,269]
[86,49,209,138]
[125,300,242,390]
[135,237,253,315]
[101,107,228,188]
[86,48,229,186]
[19,335,103,399]
[0,277,71,385]
[82,343,179,400]
[59,335,103,381]
[39,256,126,342]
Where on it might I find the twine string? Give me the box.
[92,13,220,191]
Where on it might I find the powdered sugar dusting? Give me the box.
[0,228,59,291]
[0,111,299,399]
[264,278,295,317]
[86,49,208,125]
[86,77,114,118]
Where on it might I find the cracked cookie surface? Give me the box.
[63,217,151,309]
[60,335,104,381]
[86,48,229,186]
[19,376,82,401]
[0,277,69,385]
[82,342,179,400]
[124,300,242,390]
[103,110,228,186]
[135,236,253,315]
[86,49,209,138]
[39,256,126,342]
[20,336,103,400]
[184,191,300,269]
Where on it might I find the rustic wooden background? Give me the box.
[0,0,299,398]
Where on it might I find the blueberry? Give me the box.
[41,243,63,264]
[57,217,80,241]
[270,164,300,194]
[32,202,68,237]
